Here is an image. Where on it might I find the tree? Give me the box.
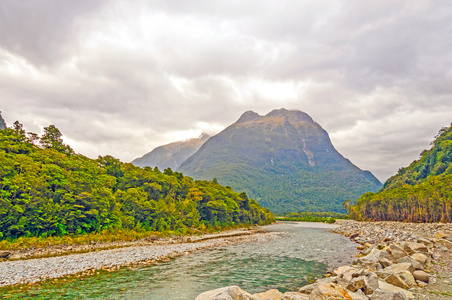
[40,125,73,153]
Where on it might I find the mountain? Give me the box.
[0,112,6,130]
[178,109,382,213]
[132,133,210,170]
[350,123,452,222]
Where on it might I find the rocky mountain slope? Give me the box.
[0,112,6,130]
[179,109,381,213]
[132,134,210,170]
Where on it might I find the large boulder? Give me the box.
[298,283,318,295]
[309,283,352,300]
[378,281,414,300]
[195,286,257,300]
[371,288,408,300]
[281,292,309,300]
[253,289,283,300]
[383,263,415,275]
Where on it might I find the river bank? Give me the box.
[197,220,452,300]
[0,228,280,287]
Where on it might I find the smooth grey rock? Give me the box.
[412,270,429,283]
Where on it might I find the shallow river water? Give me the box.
[1,222,357,299]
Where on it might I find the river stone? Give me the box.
[378,281,414,300]
[195,286,257,300]
[371,288,408,300]
[347,291,369,300]
[281,292,309,300]
[402,242,428,254]
[334,266,356,277]
[384,273,409,289]
[384,263,415,275]
[388,245,407,260]
[0,251,10,259]
[363,273,379,295]
[412,270,429,283]
[309,283,352,300]
[298,283,318,294]
[396,257,422,270]
[253,289,283,300]
[399,271,416,287]
[336,278,357,292]
[410,253,428,265]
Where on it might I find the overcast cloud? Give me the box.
[1,0,451,181]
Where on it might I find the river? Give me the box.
[0,222,358,299]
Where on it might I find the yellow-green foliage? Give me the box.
[0,124,274,241]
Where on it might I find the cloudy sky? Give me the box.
[1,0,451,182]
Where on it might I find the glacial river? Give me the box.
[1,222,358,299]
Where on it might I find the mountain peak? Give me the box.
[236,110,260,123]
[266,108,314,123]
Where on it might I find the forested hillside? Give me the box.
[349,124,452,222]
[0,123,273,240]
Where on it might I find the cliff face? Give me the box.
[0,112,6,130]
[179,109,381,213]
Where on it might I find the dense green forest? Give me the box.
[0,122,273,240]
[349,124,452,222]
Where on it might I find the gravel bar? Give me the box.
[0,231,278,287]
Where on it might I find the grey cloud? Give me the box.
[1,0,452,181]
[0,0,106,66]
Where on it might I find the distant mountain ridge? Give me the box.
[132,133,210,170]
[178,109,382,213]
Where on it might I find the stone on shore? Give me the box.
[412,270,429,283]
[253,289,283,299]
[378,281,414,300]
[309,283,352,300]
[281,292,309,300]
[195,286,257,300]
[0,251,10,259]
[371,288,408,300]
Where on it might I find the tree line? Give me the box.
[0,123,274,240]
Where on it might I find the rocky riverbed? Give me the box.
[0,229,280,287]
[196,220,452,300]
